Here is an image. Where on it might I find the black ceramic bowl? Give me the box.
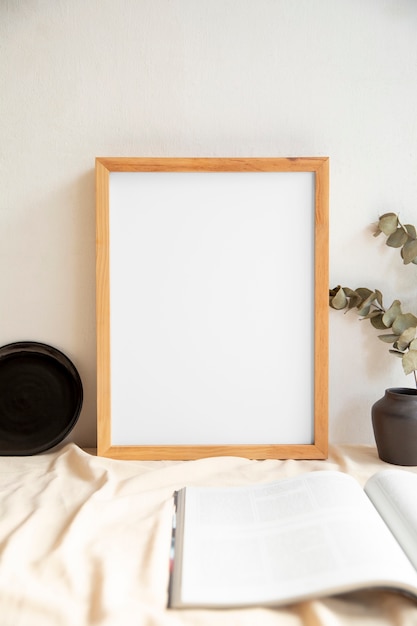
[0,341,83,455]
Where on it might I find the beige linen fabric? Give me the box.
[1,443,417,626]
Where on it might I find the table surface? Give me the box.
[1,442,417,626]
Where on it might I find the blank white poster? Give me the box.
[109,171,314,445]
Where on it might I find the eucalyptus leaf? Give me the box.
[347,294,362,309]
[355,287,373,300]
[382,300,402,327]
[375,289,384,308]
[402,238,417,264]
[365,310,384,319]
[396,326,417,351]
[386,227,408,248]
[357,305,371,316]
[389,349,406,358]
[360,292,377,307]
[402,350,417,375]
[329,286,340,300]
[357,291,377,316]
[343,287,358,296]
[405,224,416,239]
[378,213,399,236]
[370,313,388,330]
[330,287,347,310]
[378,334,400,343]
[342,287,362,308]
[392,314,417,335]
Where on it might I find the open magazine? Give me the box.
[168,469,417,609]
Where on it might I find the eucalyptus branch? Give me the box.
[330,213,417,385]
[373,212,417,265]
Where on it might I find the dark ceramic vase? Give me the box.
[372,387,417,466]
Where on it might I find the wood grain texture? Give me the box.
[95,157,329,460]
[313,157,329,459]
[97,443,328,461]
[95,156,327,173]
[95,160,112,457]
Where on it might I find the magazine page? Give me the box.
[170,471,417,608]
[365,469,417,570]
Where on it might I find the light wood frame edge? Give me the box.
[96,157,329,460]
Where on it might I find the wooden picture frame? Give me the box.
[96,157,329,460]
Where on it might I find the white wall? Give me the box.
[1,0,417,447]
